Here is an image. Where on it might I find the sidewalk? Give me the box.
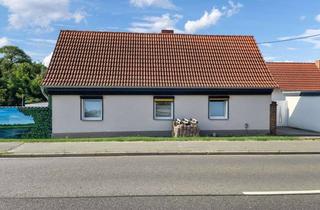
[1,140,320,157]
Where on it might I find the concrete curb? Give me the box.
[2,151,320,158]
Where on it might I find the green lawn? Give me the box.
[0,135,317,142]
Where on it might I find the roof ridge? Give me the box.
[60,29,254,38]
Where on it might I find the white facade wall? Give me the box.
[52,95,271,135]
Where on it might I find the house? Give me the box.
[42,30,278,137]
[268,62,320,132]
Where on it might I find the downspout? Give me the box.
[41,86,49,100]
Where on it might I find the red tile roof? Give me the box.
[43,30,278,89]
[267,62,320,91]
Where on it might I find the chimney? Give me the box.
[316,60,320,69]
[161,29,174,34]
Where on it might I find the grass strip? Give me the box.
[0,135,316,142]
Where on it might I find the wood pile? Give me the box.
[172,118,200,137]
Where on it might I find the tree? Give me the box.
[0,46,46,106]
[0,46,31,64]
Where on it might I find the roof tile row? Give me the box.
[43,30,278,88]
[267,62,320,91]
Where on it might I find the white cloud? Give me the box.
[280,29,320,48]
[316,14,320,22]
[223,1,243,17]
[261,43,272,47]
[184,1,242,34]
[42,52,53,67]
[0,0,86,30]
[0,37,10,47]
[128,1,242,34]
[130,0,175,9]
[301,29,320,48]
[264,57,294,62]
[73,11,86,23]
[128,14,183,33]
[184,8,223,34]
[264,56,276,62]
[29,38,57,45]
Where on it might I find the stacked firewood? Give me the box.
[172,118,200,137]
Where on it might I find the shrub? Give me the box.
[18,107,51,138]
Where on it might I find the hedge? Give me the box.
[18,107,51,138]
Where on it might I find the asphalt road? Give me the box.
[1,195,320,210]
[1,155,320,209]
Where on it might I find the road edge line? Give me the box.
[243,190,320,195]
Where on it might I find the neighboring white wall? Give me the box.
[286,96,320,132]
[52,95,271,134]
[272,88,320,132]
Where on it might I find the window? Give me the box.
[209,97,229,120]
[81,96,103,121]
[154,97,174,120]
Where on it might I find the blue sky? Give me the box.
[0,0,320,65]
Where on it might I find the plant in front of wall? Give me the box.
[18,107,51,138]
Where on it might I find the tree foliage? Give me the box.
[0,46,46,106]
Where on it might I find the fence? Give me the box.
[0,106,51,138]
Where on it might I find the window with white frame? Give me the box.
[154,97,174,120]
[209,97,229,120]
[81,96,103,121]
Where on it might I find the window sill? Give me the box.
[154,118,173,121]
[209,117,229,120]
[81,119,103,121]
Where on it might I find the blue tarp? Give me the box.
[0,108,34,125]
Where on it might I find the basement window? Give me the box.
[154,97,174,120]
[209,97,229,120]
[81,96,103,121]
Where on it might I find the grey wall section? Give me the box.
[52,95,271,137]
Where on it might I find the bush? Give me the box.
[18,107,51,138]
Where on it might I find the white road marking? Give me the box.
[243,190,320,195]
